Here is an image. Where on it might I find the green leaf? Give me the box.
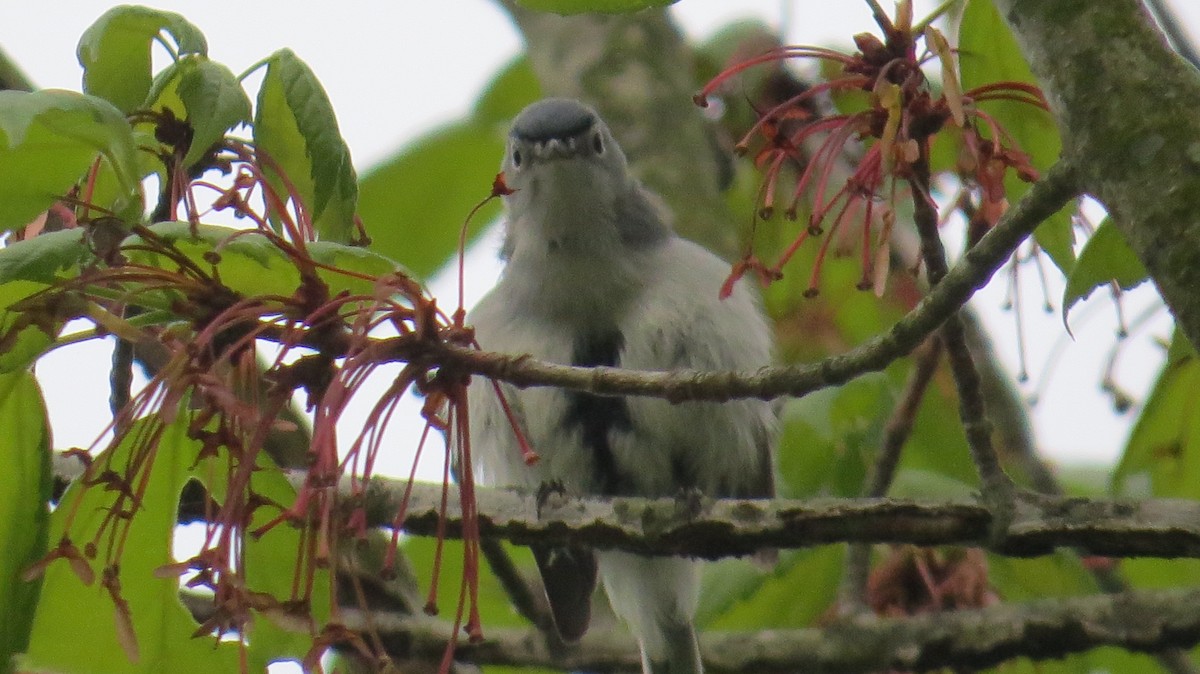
[359,57,539,280]
[23,411,240,673]
[1122,557,1200,590]
[190,451,331,668]
[358,121,505,280]
[987,552,1112,674]
[0,371,51,672]
[405,536,532,628]
[77,5,207,113]
[126,221,402,300]
[472,57,540,124]
[989,552,1096,602]
[888,468,976,500]
[1062,218,1148,325]
[701,547,842,629]
[0,229,92,373]
[0,90,140,231]
[0,280,61,374]
[145,57,250,169]
[0,221,406,370]
[253,49,357,243]
[1112,331,1200,499]
[959,0,1074,274]
[514,0,678,13]
[986,556,1168,672]
[775,376,885,498]
[178,60,249,167]
[0,228,90,285]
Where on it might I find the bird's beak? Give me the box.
[530,137,579,162]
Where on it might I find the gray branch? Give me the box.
[418,161,1078,402]
[345,584,1200,673]
[343,477,1200,559]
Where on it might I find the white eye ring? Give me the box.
[511,147,523,168]
[591,132,604,155]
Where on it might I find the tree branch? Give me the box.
[330,476,1200,560]
[342,584,1200,673]
[993,0,1200,351]
[418,160,1078,402]
[838,336,944,613]
[909,152,1014,498]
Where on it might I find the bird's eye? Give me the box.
[511,148,523,168]
[592,132,604,155]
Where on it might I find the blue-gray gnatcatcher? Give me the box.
[468,98,776,674]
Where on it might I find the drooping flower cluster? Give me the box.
[697,0,1047,298]
[18,121,509,672]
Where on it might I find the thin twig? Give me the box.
[478,538,558,639]
[960,313,1199,674]
[417,162,1078,404]
[838,336,944,612]
[907,151,1014,499]
[109,330,134,429]
[868,338,946,498]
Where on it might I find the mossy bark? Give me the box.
[996,0,1200,349]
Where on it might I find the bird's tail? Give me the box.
[644,621,703,674]
[598,551,704,674]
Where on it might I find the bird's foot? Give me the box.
[673,486,705,520]
[535,480,570,518]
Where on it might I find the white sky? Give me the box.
[2,1,1196,478]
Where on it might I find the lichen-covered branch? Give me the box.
[839,336,943,613]
[336,476,1200,560]
[346,584,1200,673]
[993,0,1200,350]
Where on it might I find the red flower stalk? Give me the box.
[18,132,494,671]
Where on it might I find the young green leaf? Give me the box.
[188,450,331,669]
[1062,218,1148,327]
[23,412,241,673]
[0,371,51,671]
[123,221,403,299]
[145,57,251,170]
[253,49,357,243]
[0,90,140,232]
[358,57,540,280]
[0,228,90,286]
[959,0,1074,274]
[0,280,60,374]
[471,57,540,124]
[0,228,93,373]
[1112,331,1200,499]
[77,5,208,114]
[359,121,505,280]
[700,546,844,629]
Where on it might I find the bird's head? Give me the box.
[502,98,630,213]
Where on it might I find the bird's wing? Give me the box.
[617,237,778,499]
[467,283,601,642]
